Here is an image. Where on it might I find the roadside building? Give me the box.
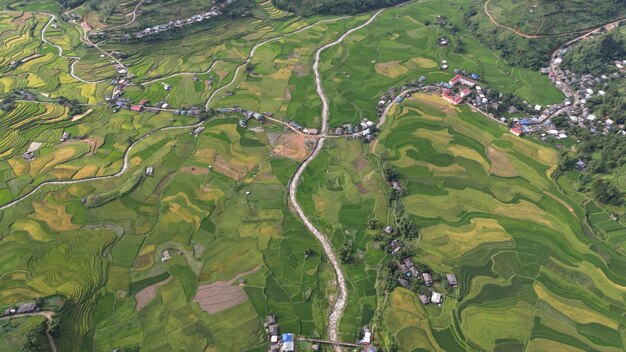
[17,303,36,314]
[510,127,523,137]
[281,333,295,352]
[449,74,475,87]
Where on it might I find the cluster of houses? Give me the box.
[330,119,377,141]
[288,120,318,135]
[90,1,235,41]
[2,302,38,316]
[441,74,475,105]
[540,49,624,137]
[394,256,457,306]
[265,315,299,352]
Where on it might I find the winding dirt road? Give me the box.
[287,9,384,350]
[40,14,104,83]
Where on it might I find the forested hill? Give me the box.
[271,0,405,15]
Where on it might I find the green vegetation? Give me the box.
[272,0,405,15]
[374,93,626,351]
[2,0,626,350]
[562,30,626,76]
[465,0,626,69]
[0,317,50,352]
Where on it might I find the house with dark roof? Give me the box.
[419,295,430,305]
[446,273,458,287]
[422,272,433,286]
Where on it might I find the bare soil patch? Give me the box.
[272,132,313,161]
[135,276,172,311]
[352,153,368,172]
[213,154,247,180]
[194,266,260,315]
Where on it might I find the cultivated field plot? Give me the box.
[0,119,329,351]
[376,93,626,351]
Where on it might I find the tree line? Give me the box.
[272,0,406,15]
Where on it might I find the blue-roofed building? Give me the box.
[470,73,479,80]
[281,333,294,351]
[395,96,405,103]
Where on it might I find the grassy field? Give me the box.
[375,93,626,351]
[486,0,626,35]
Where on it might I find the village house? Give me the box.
[446,273,458,287]
[17,302,36,314]
[281,333,295,352]
[449,74,475,87]
[145,166,154,176]
[431,291,442,305]
[130,104,143,112]
[397,278,409,288]
[510,127,523,137]
[384,226,393,234]
[21,152,35,161]
[60,131,70,142]
[161,250,170,262]
[422,272,433,286]
[442,89,464,105]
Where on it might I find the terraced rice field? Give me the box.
[375,93,626,351]
[1,0,625,350]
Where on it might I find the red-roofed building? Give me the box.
[449,74,475,87]
[460,88,472,97]
[130,105,143,112]
[510,127,523,136]
[442,89,464,105]
[139,99,149,106]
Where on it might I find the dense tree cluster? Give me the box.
[558,129,626,205]
[215,0,256,17]
[23,321,49,352]
[0,92,16,112]
[272,0,405,15]
[463,6,555,70]
[586,80,626,124]
[56,96,85,116]
[562,31,626,76]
